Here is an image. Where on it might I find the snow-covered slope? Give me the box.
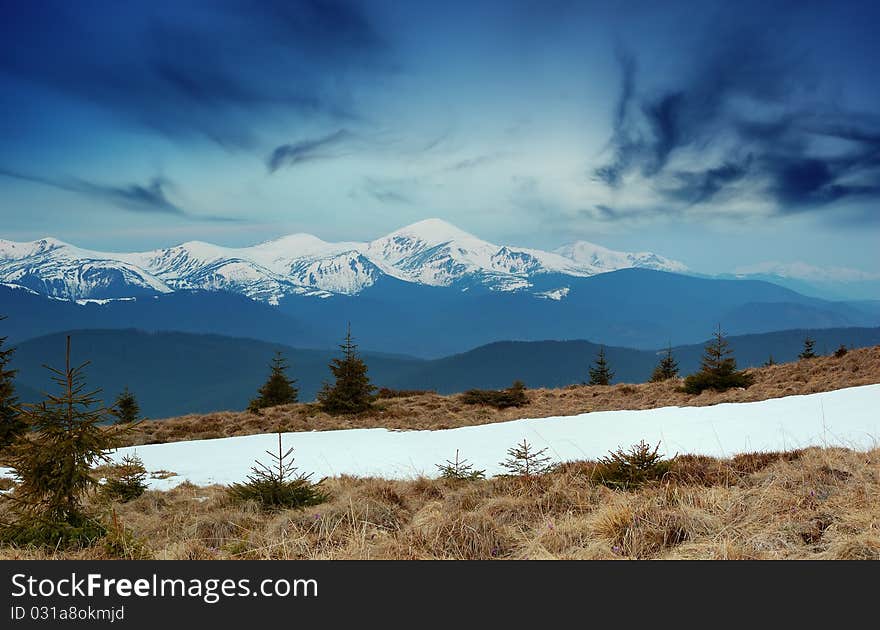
[0,219,687,301]
[0,238,172,300]
[93,384,879,489]
[555,240,688,274]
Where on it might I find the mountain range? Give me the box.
[2,219,878,356]
[0,218,687,303]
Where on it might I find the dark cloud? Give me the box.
[0,168,199,217]
[267,129,354,172]
[0,1,388,149]
[663,159,752,206]
[593,29,880,220]
[361,178,412,204]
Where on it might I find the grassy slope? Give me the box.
[2,346,878,560]
[1,446,877,560]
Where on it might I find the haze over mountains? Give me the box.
[10,327,880,418]
[1,219,878,357]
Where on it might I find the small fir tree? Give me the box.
[227,431,326,510]
[317,325,375,415]
[102,454,149,502]
[111,387,141,424]
[762,354,776,367]
[798,337,817,360]
[833,344,848,358]
[2,336,124,545]
[436,450,486,481]
[248,352,299,413]
[683,324,753,394]
[593,440,671,489]
[0,315,26,451]
[588,346,614,386]
[500,439,552,477]
[650,344,679,382]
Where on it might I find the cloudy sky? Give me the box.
[1,0,878,277]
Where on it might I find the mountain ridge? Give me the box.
[0,219,686,302]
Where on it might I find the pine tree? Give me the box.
[111,387,141,424]
[650,344,679,382]
[500,439,552,477]
[317,325,375,415]
[227,431,326,510]
[436,449,486,481]
[248,352,299,413]
[588,346,614,386]
[0,315,26,451]
[798,337,817,360]
[683,324,754,394]
[833,344,848,358]
[102,454,149,502]
[2,336,124,545]
[763,354,776,367]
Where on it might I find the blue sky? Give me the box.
[1,0,878,276]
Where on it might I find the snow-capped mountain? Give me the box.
[0,237,172,300]
[554,240,688,274]
[0,219,687,303]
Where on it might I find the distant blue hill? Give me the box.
[2,269,878,358]
[8,327,880,419]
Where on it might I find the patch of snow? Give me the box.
[75,297,137,306]
[104,385,879,490]
[535,287,570,301]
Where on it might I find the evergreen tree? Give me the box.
[317,325,375,415]
[102,454,149,502]
[833,344,848,358]
[436,449,486,481]
[798,337,818,360]
[248,352,299,413]
[650,344,679,382]
[588,346,614,386]
[683,325,754,394]
[500,439,553,477]
[2,336,124,545]
[111,387,141,424]
[227,431,326,510]
[763,354,776,367]
[0,315,26,451]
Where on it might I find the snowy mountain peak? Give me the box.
[387,218,482,245]
[0,220,688,302]
[555,240,688,274]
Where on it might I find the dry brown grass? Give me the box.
[2,446,877,560]
[115,345,880,447]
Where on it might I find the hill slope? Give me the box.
[9,327,880,419]
[114,344,880,446]
[10,330,422,418]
